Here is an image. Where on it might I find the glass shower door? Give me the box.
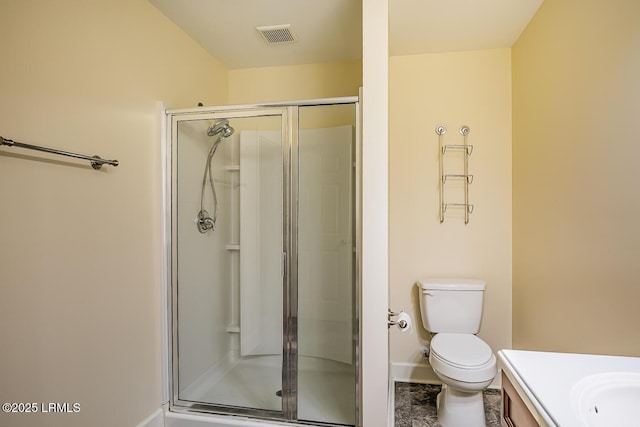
[168,99,359,425]
[171,110,289,416]
[297,103,357,425]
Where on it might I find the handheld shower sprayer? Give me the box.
[207,119,234,138]
[197,119,236,233]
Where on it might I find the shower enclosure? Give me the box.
[165,98,360,426]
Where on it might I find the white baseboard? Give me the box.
[390,362,502,389]
[391,362,440,384]
[136,408,164,427]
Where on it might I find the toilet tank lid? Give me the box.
[417,278,485,291]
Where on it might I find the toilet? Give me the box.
[417,278,497,427]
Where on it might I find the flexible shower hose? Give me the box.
[197,136,223,233]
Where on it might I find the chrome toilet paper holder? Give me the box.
[388,309,409,330]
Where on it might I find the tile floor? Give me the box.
[394,382,502,427]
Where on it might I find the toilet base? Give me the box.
[436,384,486,427]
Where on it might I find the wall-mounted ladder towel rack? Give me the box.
[0,136,119,170]
[436,125,474,224]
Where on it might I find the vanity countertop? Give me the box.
[497,349,640,427]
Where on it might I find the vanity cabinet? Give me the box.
[501,372,539,427]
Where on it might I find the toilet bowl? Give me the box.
[417,278,497,427]
[429,333,497,427]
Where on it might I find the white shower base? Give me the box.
[174,355,355,426]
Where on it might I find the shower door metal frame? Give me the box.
[164,97,360,425]
[168,106,292,421]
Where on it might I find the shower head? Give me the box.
[207,119,235,139]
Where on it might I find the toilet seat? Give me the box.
[429,333,497,383]
[431,333,493,367]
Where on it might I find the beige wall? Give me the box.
[0,1,228,426]
[228,61,362,104]
[389,49,512,366]
[512,0,640,355]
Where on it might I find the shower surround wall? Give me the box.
[238,130,283,359]
[175,120,238,392]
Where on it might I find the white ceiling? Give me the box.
[148,0,543,70]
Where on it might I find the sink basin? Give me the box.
[571,372,640,427]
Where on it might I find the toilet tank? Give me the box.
[417,278,486,334]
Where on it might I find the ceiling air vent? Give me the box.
[256,24,298,45]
